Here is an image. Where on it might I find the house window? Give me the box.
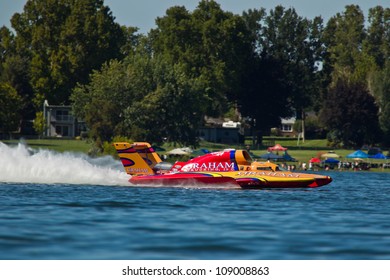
[56,110,71,121]
[281,124,293,132]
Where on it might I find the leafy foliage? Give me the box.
[10,0,125,108]
[320,80,380,147]
[33,111,46,138]
[0,82,23,135]
[2,0,390,149]
[151,0,254,117]
[71,59,133,143]
[124,60,206,146]
[239,6,325,143]
[372,62,390,145]
[322,5,389,147]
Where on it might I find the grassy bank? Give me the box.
[0,137,366,162]
[2,138,93,153]
[198,138,345,164]
[2,138,389,172]
[199,138,390,172]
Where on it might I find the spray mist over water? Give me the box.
[0,142,130,186]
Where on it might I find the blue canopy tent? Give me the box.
[370,153,387,159]
[323,158,340,164]
[321,157,340,169]
[346,150,369,159]
[369,153,389,169]
[283,152,297,162]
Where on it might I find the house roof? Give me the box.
[281,117,296,124]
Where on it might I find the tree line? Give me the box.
[0,0,389,149]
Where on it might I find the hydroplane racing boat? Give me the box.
[114,142,332,189]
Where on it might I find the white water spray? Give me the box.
[0,142,130,186]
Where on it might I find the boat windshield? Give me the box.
[277,164,288,171]
[256,166,274,171]
[152,161,173,174]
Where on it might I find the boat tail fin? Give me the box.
[113,142,162,175]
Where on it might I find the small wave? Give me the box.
[0,142,130,186]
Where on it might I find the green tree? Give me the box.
[0,26,14,65]
[241,6,325,143]
[238,55,293,142]
[1,26,35,122]
[363,6,390,146]
[124,59,207,146]
[0,82,23,137]
[33,111,46,138]
[319,79,380,148]
[10,0,125,108]
[363,6,390,69]
[372,62,390,145]
[151,0,254,117]
[322,5,390,146]
[72,45,208,146]
[323,5,370,84]
[71,59,134,143]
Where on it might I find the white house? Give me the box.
[43,100,86,138]
[280,117,296,136]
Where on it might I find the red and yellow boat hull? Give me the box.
[129,171,332,189]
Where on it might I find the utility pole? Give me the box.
[301,110,305,143]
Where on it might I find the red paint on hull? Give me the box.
[129,173,332,189]
[130,173,238,186]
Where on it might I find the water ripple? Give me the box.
[1,171,390,259]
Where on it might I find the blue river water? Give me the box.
[1,143,390,260]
